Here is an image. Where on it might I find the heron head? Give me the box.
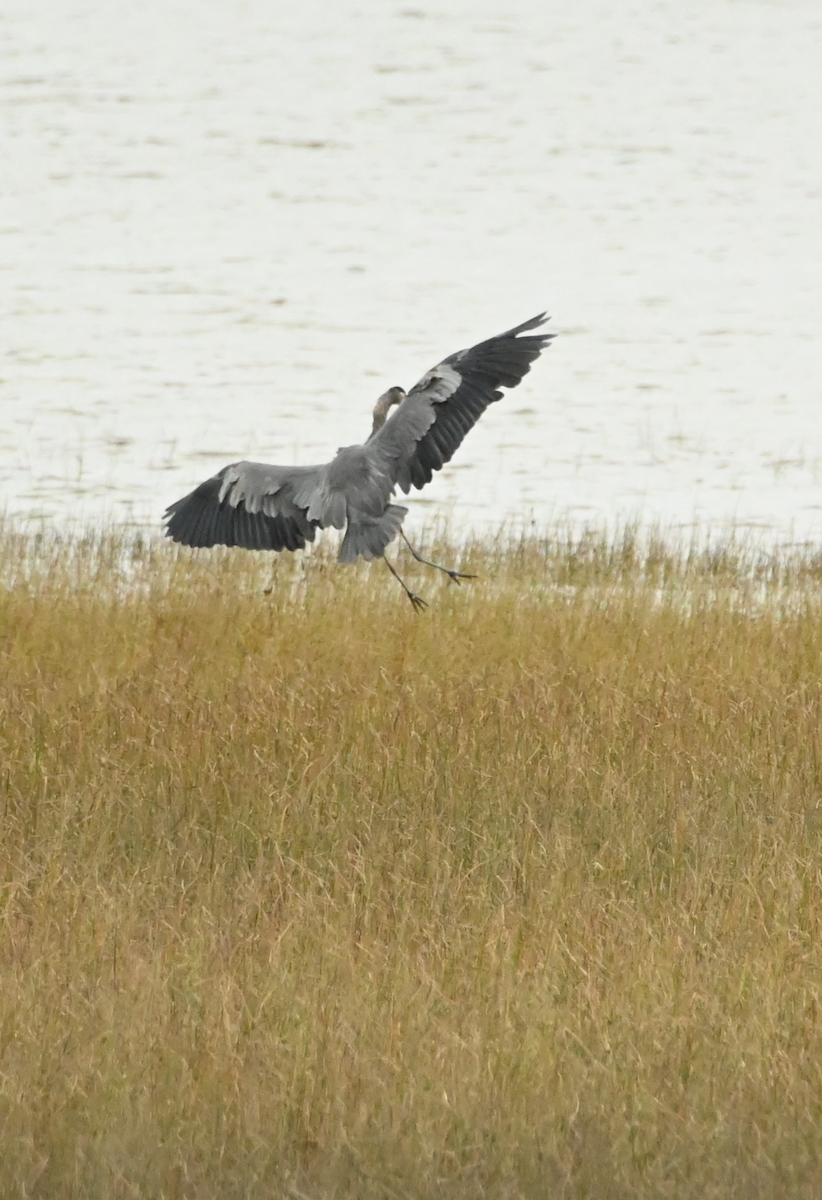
[370,386,406,435]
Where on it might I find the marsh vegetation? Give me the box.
[2,524,822,1198]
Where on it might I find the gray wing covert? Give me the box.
[164,461,322,551]
[370,313,553,492]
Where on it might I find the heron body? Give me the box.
[164,313,554,607]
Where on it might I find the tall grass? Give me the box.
[2,521,822,1198]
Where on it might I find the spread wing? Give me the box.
[369,313,553,492]
[164,461,323,551]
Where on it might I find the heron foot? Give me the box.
[400,531,475,585]
[443,568,477,585]
[385,555,428,613]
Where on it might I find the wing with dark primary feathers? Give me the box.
[164,461,322,551]
[370,313,553,492]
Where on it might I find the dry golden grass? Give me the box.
[2,521,822,1198]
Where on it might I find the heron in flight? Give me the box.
[164,313,553,609]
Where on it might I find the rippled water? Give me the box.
[2,0,821,543]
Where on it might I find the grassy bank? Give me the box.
[2,523,822,1198]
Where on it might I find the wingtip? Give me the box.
[506,312,552,338]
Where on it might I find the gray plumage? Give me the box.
[164,313,554,603]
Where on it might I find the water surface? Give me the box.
[2,0,821,543]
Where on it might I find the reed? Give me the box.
[2,520,822,1198]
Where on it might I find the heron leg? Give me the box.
[384,556,428,612]
[400,530,477,585]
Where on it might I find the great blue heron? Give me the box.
[164,313,553,609]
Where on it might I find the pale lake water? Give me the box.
[2,0,821,546]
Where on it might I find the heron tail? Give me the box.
[338,504,408,563]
